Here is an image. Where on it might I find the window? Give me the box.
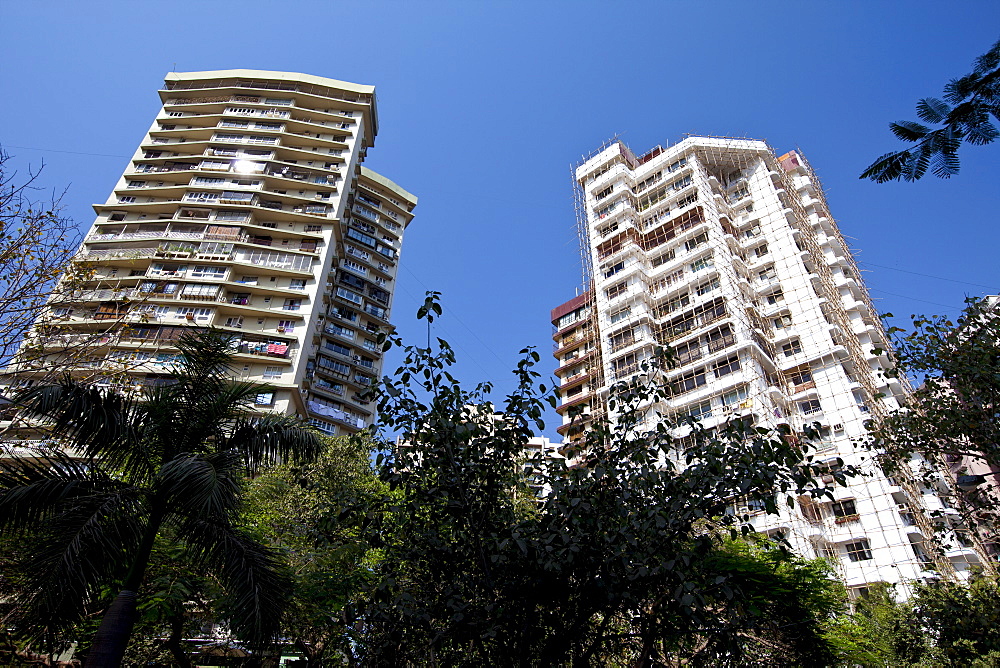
[255,392,275,405]
[606,281,628,300]
[331,306,357,322]
[346,228,376,247]
[180,283,219,297]
[263,366,283,380]
[651,249,675,267]
[609,306,631,324]
[773,313,792,329]
[325,341,352,357]
[304,224,324,232]
[118,196,136,204]
[108,211,127,222]
[318,356,350,375]
[686,400,713,421]
[765,290,785,305]
[696,277,720,296]
[844,539,872,562]
[782,339,803,357]
[799,398,822,415]
[337,288,364,304]
[758,266,777,282]
[278,319,295,332]
[283,299,302,311]
[721,386,749,408]
[659,292,690,317]
[752,243,769,259]
[713,355,741,378]
[788,367,814,388]
[177,307,212,321]
[310,418,336,435]
[225,316,244,328]
[608,328,636,352]
[326,323,354,340]
[674,339,702,365]
[676,192,698,208]
[667,157,687,172]
[831,499,858,519]
[289,279,306,290]
[237,276,258,285]
[603,261,625,278]
[191,265,226,279]
[684,232,708,252]
[672,368,707,394]
[690,255,714,272]
[612,353,639,377]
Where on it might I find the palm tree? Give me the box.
[861,37,1000,182]
[0,330,322,666]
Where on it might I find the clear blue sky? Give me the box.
[3,2,999,437]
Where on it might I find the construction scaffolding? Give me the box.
[555,135,977,587]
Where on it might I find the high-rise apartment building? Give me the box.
[552,136,986,596]
[11,70,415,436]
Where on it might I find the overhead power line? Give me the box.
[858,261,998,290]
[5,145,130,159]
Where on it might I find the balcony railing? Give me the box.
[306,400,365,428]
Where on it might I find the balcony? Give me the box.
[237,339,291,359]
[306,400,366,428]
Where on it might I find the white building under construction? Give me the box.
[551,136,987,597]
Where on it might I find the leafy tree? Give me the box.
[356,293,843,666]
[0,330,321,667]
[861,38,1000,182]
[0,147,93,373]
[869,297,1000,551]
[908,575,1000,665]
[243,434,386,667]
[823,582,924,667]
[824,577,1000,667]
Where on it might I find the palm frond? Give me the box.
[178,518,290,646]
[859,150,912,183]
[915,98,951,124]
[0,452,130,532]
[972,38,1000,75]
[960,109,999,145]
[225,413,322,475]
[13,381,141,467]
[907,142,932,181]
[930,148,961,179]
[157,451,243,520]
[10,482,146,639]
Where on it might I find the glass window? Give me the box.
[845,539,872,562]
[690,255,714,272]
[832,499,858,519]
[799,398,822,415]
[713,355,741,378]
[782,340,802,357]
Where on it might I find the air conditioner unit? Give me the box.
[821,474,835,484]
